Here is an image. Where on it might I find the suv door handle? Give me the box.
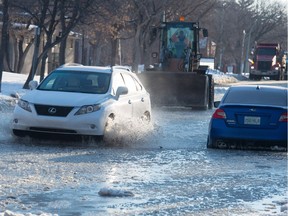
[128,100,132,104]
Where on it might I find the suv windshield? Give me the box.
[38,70,111,94]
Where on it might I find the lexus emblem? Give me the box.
[48,107,57,114]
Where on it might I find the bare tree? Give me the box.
[208,0,286,73]
[10,27,35,74]
[83,0,285,72]
[125,0,216,72]
[11,0,94,88]
[252,1,287,44]
[75,0,134,66]
[0,0,9,92]
[2,0,285,85]
[58,0,95,65]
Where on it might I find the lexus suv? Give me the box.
[12,65,151,140]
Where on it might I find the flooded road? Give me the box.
[0,87,287,216]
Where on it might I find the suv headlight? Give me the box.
[75,104,101,115]
[18,99,32,112]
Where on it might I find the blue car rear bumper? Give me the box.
[209,119,287,143]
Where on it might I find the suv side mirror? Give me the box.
[29,80,38,90]
[115,86,128,99]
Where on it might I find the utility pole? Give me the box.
[240,30,246,74]
[118,39,122,65]
[31,27,41,78]
[244,22,256,73]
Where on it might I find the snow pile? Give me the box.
[244,194,288,215]
[0,72,30,110]
[1,72,31,97]
[213,74,239,84]
[213,73,249,85]
[0,72,42,112]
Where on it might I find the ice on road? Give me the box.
[0,72,287,215]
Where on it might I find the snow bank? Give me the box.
[0,72,42,109]
[213,73,248,85]
[213,74,238,84]
[1,72,30,97]
[243,194,288,215]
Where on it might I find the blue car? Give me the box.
[207,85,287,150]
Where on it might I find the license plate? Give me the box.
[244,116,261,125]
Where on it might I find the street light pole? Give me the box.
[118,38,122,65]
[218,2,226,71]
[240,30,246,74]
[31,26,41,78]
[244,22,256,74]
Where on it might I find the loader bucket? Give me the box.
[138,72,213,109]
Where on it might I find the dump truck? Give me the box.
[249,43,285,80]
[137,19,214,109]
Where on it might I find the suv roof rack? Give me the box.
[112,66,132,72]
[59,63,84,67]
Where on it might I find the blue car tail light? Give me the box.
[279,112,288,122]
[212,109,226,119]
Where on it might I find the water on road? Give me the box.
[0,87,287,216]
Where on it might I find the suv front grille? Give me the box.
[34,104,74,117]
[30,127,77,134]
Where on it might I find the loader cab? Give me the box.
[159,22,206,72]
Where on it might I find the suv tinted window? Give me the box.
[122,73,137,93]
[134,77,143,91]
[112,73,126,95]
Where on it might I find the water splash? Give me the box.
[103,117,154,147]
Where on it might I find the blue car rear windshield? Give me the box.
[223,87,287,107]
[38,70,111,94]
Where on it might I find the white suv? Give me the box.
[12,65,151,139]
